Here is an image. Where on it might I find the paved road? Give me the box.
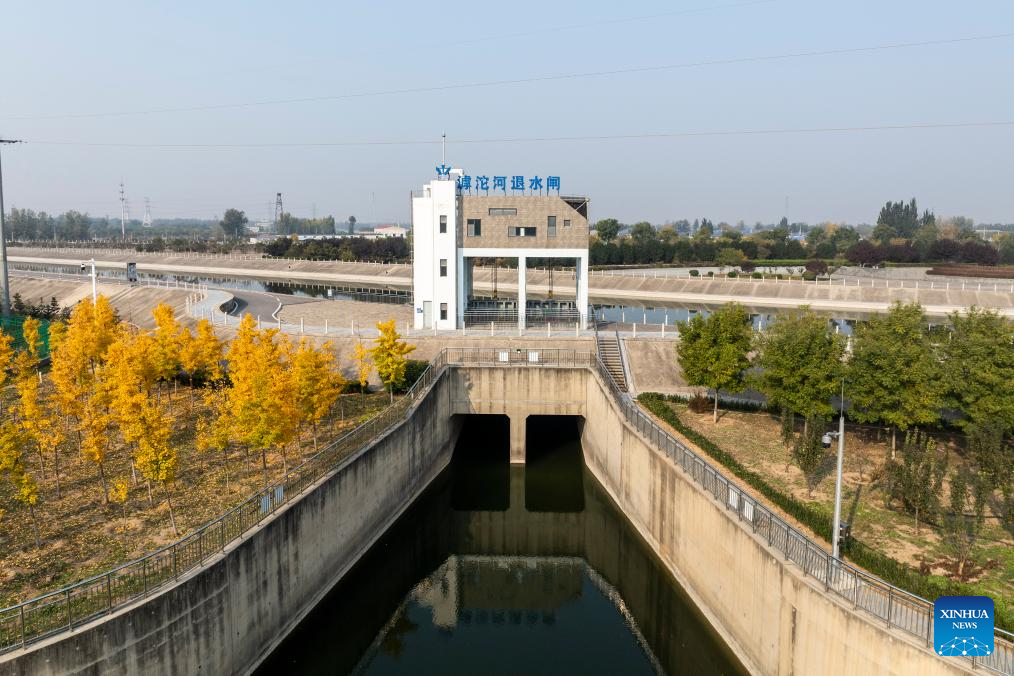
[227,289,316,321]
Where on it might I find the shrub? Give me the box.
[707,271,715,277]
[727,270,738,278]
[687,394,711,413]
[751,272,763,279]
[802,270,817,281]
[689,269,700,277]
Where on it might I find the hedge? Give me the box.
[636,392,1012,632]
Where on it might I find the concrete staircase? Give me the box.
[596,332,628,392]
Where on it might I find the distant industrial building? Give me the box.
[411,166,590,331]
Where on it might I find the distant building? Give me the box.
[411,168,590,331]
[372,224,408,238]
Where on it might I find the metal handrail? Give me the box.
[1,348,1011,675]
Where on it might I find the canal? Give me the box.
[257,416,746,675]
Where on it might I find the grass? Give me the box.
[0,383,391,609]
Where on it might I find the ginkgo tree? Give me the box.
[370,320,416,403]
[290,338,345,453]
[0,420,41,548]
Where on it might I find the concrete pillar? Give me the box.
[576,253,590,329]
[517,255,527,331]
[509,414,526,464]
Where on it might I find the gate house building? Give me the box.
[412,168,590,331]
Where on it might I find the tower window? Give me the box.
[548,216,557,237]
[564,219,571,228]
[440,259,447,277]
[488,207,517,216]
[439,215,447,233]
[508,226,537,237]
[467,219,481,236]
[440,303,448,320]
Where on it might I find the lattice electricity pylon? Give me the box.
[937,637,992,657]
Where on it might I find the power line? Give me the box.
[24,120,1014,150]
[6,32,1013,121]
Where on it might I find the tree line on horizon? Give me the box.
[590,199,1014,267]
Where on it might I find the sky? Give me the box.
[1,0,1013,226]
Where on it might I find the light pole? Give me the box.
[80,258,97,304]
[831,379,846,559]
[0,138,23,315]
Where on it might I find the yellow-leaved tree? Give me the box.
[0,326,14,416]
[196,389,233,490]
[290,338,345,453]
[179,318,223,403]
[370,320,416,403]
[134,400,179,535]
[352,341,372,405]
[16,318,65,497]
[226,315,298,483]
[103,328,158,490]
[151,303,184,407]
[0,420,41,548]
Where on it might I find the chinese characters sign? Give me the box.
[433,166,561,194]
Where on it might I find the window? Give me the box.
[439,259,447,277]
[548,216,557,237]
[508,226,537,237]
[439,215,447,233]
[564,219,571,228]
[488,207,517,216]
[466,219,481,237]
[440,303,448,321]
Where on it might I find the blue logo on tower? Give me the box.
[934,596,994,657]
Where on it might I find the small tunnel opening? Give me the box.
[450,414,510,511]
[525,416,585,513]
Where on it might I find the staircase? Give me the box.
[596,331,628,392]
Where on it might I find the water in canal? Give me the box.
[257,416,746,675]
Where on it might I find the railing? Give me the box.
[2,348,1011,674]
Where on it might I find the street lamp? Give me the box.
[80,259,97,304]
[0,138,23,315]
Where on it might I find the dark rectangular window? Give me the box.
[508,226,537,237]
[488,207,517,216]
[564,219,571,228]
[548,216,557,237]
[439,215,447,233]
[440,303,448,320]
[466,219,481,236]
[439,259,447,277]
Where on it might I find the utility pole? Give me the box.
[0,138,22,315]
[119,182,127,239]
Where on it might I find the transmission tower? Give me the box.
[142,198,152,228]
[274,192,284,228]
[119,182,127,239]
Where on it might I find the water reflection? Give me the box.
[258,417,745,675]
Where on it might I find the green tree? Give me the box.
[793,415,827,496]
[347,215,357,235]
[594,218,621,243]
[753,308,846,436]
[886,430,947,533]
[715,247,747,268]
[676,303,752,423]
[942,307,1014,433]
[847,303,943,453]
[220,209,249,238]
[629,221,656,243]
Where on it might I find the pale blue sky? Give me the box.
[1,0,1012,225]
